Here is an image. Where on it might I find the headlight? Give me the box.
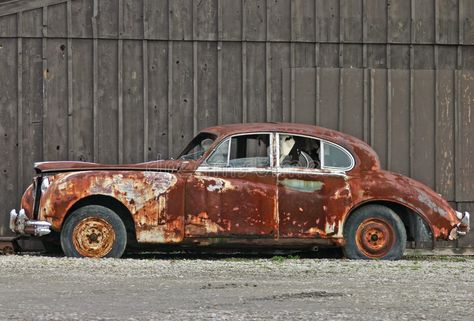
[40,177,50,194]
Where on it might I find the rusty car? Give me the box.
[9,123,470,259]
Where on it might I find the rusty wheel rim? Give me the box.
[72,217,115,257]
[355,218,396,258]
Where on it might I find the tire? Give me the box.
[60,205,127,258]
[343,205,406,260]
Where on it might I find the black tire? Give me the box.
[343,205,406,260]
[60,205,127,258]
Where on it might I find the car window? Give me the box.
[178,132,217,160]
[279,134,321,169]
[322,142,353,169]
[206,134,271,168]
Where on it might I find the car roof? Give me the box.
[201,122,353,143]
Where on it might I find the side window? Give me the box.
[322,142,353,169]
[279,135,321,169]
[206,139,230,166]
[205,134,271,168]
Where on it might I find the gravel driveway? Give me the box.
[0,254,472,320]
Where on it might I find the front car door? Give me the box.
[185,133,278,238]
[276,133,354,239]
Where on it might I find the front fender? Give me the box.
[38,171,184,242]
[349,170,459,240]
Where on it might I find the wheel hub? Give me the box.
[72,217,116,257]
[355,218,396,258]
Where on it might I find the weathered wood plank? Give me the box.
[414,0,435,43]
[170,41,193,157]
[267,0,290,41]
[388,0,411,43]
[220,0,242,41]
[0,38,17,237]
[315,0,339,42]
[96,40,119,163]
[71,0,92,38]
[220,42,242,124]
[456,70,474,201]
[242,0,266,41]
[47,2,67,37]
[246,42,266,122]
[71,39,93,162]
[294,68,315,124]
[147,40,169,160]
[318,68,339,130]
[412,70,436,189]
[270,42,289,122]
[196,41,217,128]
[194,0,217,41]
[0,13,17,37]
[342,0,362,43]
[122,40,144,163]
[122,0,143,39]
[169,0,192,41]
[144,0,167,40]
[436,70,455,201]
[389,69,410,176]
[97,0,119,38]
[341,68,364,140]
[43,38,68,161]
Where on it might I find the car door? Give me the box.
[185,133,277,238]
[277,133,353,239]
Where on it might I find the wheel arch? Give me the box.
[63,195,137,245]
[345,200,435,247]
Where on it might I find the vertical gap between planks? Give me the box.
[265,0,270,122]
[17,12,23,194]
[409,0,415,177]
[118,0,123,163]
[217,0,223,125]
[315,67,320,125]
[369,69,375,147]
[143,0,149,161]
[192,0,198,133]
[362,0,368,142]
[434,0,439,192]
[290,0,295,122]
[67,0,73,160]
[218,0,223,124]
[217,42,223,124]
[42,6,47,161]
[338,0,344,131]
[167,0,173,158]
[386,0,392,170]
[454,69,460,202]
[266,42,271,122]
[92,0,98,162]
[458,0,463,69]
[241,0,247,123]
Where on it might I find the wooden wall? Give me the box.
[0,0,473,248]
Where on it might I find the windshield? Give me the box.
[178,132,217,160]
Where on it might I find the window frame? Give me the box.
[199,132,275,171]
[275,133,355,173]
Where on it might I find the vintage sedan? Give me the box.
[10,123,470,259]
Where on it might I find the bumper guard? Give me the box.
[9,209,51,237]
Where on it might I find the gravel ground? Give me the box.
[0,254,472,321]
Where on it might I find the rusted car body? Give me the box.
[10,123,470,259]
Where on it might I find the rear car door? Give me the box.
[277,133,353,239]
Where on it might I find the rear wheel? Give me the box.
[60,205,127,258]
[343,205,406,260]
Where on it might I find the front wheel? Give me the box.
[60,205,127,258]
[343,205,406,260]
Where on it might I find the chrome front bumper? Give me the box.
[449,211,470,240]
[9,209,51,237]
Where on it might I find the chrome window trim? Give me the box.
[199,132,274,170]
[275,132,355,173]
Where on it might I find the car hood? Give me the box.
[34,160,183,174]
